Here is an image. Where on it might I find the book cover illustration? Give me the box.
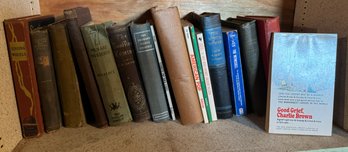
[266,33,337,136]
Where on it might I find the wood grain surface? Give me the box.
[40,0,296,31]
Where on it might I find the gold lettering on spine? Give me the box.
[9,23,35,116]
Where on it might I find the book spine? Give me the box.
[4,21,44,138]
[150,25,176,120]
[223,30,247,116]
[183,25,209,123]
[196,33,218,121]
[202,16,233,119]
[64,9,108,128]
[30,29,61,132]
[49,23,86,128]
[130,23,170,122]
[81,22,133,125]
[152,7,203,124]
[190,27,214,123]
[107,25,151,122]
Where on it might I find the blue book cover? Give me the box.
[223,29,247,116]
[200,13,233,119]
[267,32,337,136]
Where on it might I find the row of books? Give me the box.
[4,6,282,138]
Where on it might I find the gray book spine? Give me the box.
[130,23,170,122]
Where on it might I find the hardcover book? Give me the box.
[266,32,337,136]
[49,21,86,128]
[107,23,151,122]
[182,20,209,123]
[150,25,176,121]
[4,15,54,138]
[224,18,267,116]
[130,22,170,122]
[30,28,61,132]
[151,7,203,124]
[81,21,133,125]
[185,12,232,119]
[64,7,108,128]
[196,29,218,121]
[238,16,280,80]
[222,28,247,116]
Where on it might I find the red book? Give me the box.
[4,15,54,138]
[238,16,280,80]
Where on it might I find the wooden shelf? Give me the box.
[13,116,348,151]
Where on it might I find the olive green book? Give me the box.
[81,21,132,125]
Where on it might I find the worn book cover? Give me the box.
[49,21,86,128]
[81,21,133,125]
[64,7,108,128]
[4,15,54,138]
[151,7,203,124]
[266,33,337,136]
[130,22,170,122]
[30,28,61,132]
[107,23,151,122]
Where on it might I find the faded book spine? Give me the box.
[107,24,151,122]
[183,24,209,123]
[4,18,45,138]
[196,32,218,121]
[30,28,61,132]
[64,7,108,128]
[201,13,232,119]
[130,23,170,122]
[49,22,85,128]
[81,22,133,125]
[151,7,203,124]
[150,25,176,120]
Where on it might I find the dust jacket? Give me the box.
[266,33,337,136]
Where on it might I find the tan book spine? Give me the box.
[151,7,203,125]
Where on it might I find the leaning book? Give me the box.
[266,32,337,136]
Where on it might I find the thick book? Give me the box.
[107,23,151,122]
[182,20,209,123]
[185,12,232,119]
[196,29,218,121]
[3,15,54,138]
[222,28,247,116]
[238,16,281,80]
[224,18,267,116]
[266,33,337,136]
[64,7,108,128]
[49,21,86,128]
[151,7,203,124]
[130,22,170,122]
[150,25,176,121]
[81,21,133,125]
[30,28,61,132]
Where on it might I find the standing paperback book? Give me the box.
[266,32,337,136]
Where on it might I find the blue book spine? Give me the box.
[201,14,232,119]
[223,30,247,116]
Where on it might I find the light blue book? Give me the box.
[266,32,337,136]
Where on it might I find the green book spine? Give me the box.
[81,22,132,125]
[189,26,212,122]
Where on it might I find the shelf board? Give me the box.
[13,115,348,151]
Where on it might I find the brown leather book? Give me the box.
[48,21,86,128]
[151,7,203,125]
[107,23,151,122]
[64,7,108,128]
[3,15,55,138]
[30,28,61,132]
